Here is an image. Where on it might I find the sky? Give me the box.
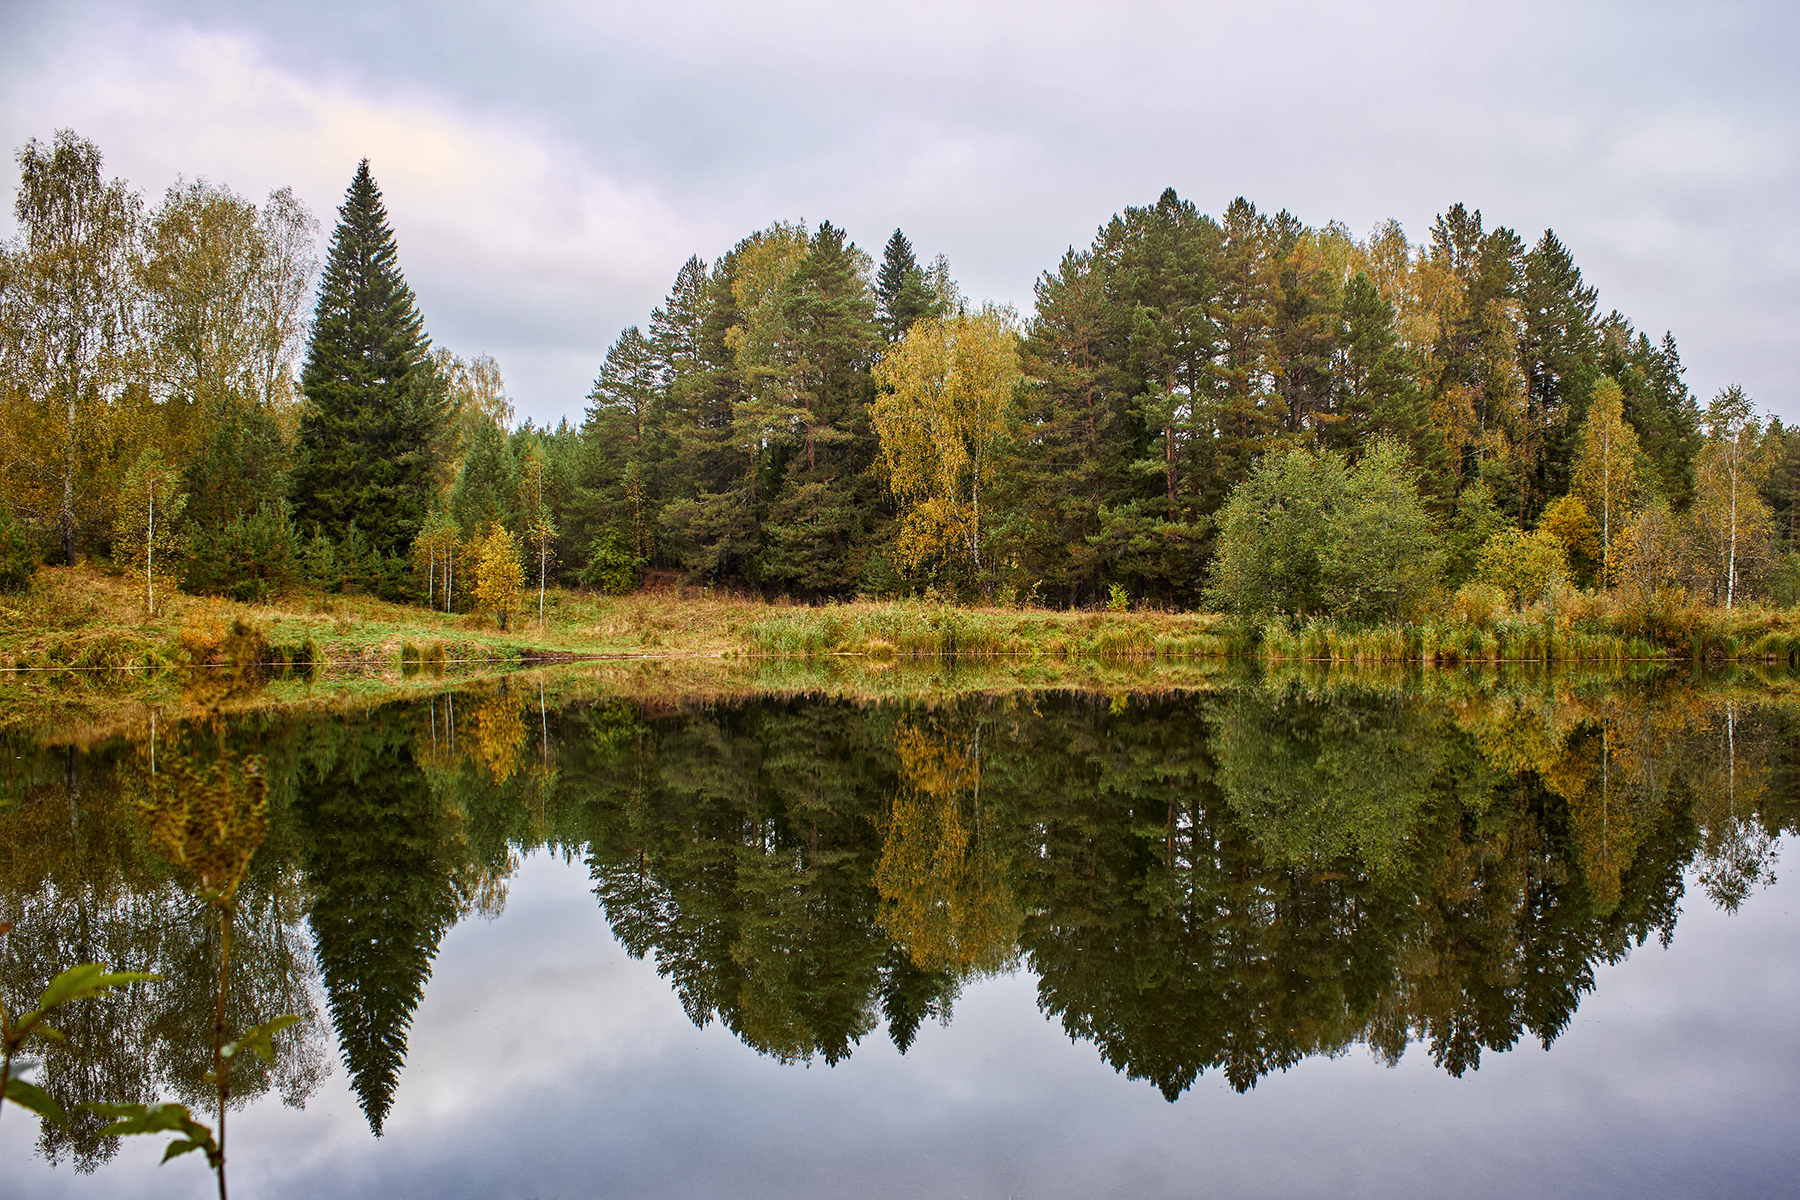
[1,0,1795,428]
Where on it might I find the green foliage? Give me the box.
[87,1100,220,1166]
[451,416,517,534]
[876,228,939,343]
[1107,582,1130,612]
[1210,440,1442,624]
[1320,439,1445,622]
[301,525,341,590]
[290,161,448,558]
[579,528,644,595]
[182,503,301,601]
[1446,482,1510,587]
[0,508,38,593]
[1210,449,1346,619]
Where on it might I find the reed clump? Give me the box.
[742,602,1230,662]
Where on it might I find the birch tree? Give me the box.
[871,306,1020,586]
[113,446,186,618]
[1696,386,1769,609]
[0,131,142,563]
[518,444,556,627]
[1571,376,1648,562]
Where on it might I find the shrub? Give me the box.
[1448,582,1507,628]
[579,529,645,596]
[0,509,37,594]
[1476,527,1566,607]
[1211,439,1442,624]
[182,504,300,602]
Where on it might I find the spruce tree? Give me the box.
[291,161,447,557]
[875,228,935,343]
[1519,229,1601,509]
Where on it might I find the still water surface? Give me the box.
[4,668,1798,1197]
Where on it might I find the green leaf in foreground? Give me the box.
[86,1100,221,1167]
[35,965,160,1013]
[4,1079,68,1127]
[222,1014,300,1063]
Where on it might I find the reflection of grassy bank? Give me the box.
[1256,604,1800,667]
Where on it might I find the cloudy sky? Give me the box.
[2,0,1795,427]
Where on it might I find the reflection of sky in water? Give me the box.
[9,848,1798,1199]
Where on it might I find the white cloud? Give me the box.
[0,18,712,423]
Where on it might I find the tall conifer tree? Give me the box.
[291,161,446,556]
[875,229,935,343]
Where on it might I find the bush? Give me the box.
[1448,582,1507,628]
[1211,439,1442,624]
[1476,527,1566,607]
[0,509,38,594]
[182,505,300,601]
[580,529,644,596]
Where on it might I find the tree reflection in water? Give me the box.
[3,668,1796,1157]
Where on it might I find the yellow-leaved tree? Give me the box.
[1571,377,1649,562]
[472,523,523,631]
[1476,526,1567,607]
[1537,492,1599,583]
[113,446,186,619]
[870,306,1020,589]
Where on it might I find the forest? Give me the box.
[3,128,1799,621]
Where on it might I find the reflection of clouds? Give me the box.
[10,851,1799,1198]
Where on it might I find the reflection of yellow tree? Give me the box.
[473,694,526,784]
[136,744,268,900]
[131,738,276,1189]
[874,721,1019,975]
[1457,689,1688,914]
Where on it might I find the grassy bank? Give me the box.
[2,567,1798,723]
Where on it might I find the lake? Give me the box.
[4,664,1798,1198]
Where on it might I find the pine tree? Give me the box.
[290,161,447,557]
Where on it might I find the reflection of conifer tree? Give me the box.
[293,716,460,1135]
[877,945,960,1054]
[546,685,1774,1096]
[577,701,893,1064]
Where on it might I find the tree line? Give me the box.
[3,130,1797,616]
